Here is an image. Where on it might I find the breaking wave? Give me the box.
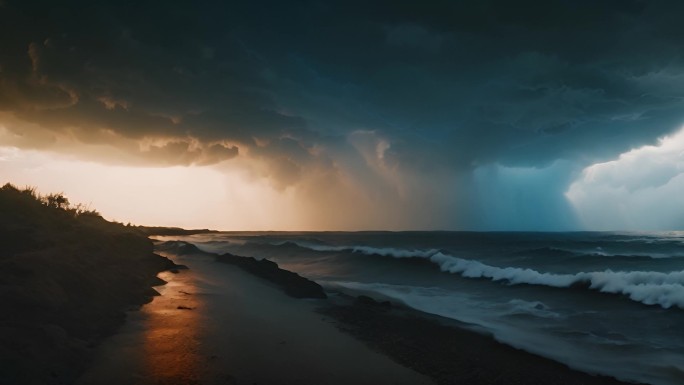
[291,242,684,309]
[429,252,684,309]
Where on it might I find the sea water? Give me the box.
[157,231,684,385]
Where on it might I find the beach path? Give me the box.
[76,251,433,385]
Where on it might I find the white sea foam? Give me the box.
[295,242,684,309]
[325,280,676,385]
[433,252,684,309]
[504,299,561,319]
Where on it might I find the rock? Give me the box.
[215,253,327,299]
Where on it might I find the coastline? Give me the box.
[78,242,638,385]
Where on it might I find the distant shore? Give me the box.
[136,226,219,236]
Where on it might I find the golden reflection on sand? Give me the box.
[142,270,204,384]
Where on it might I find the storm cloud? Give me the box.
[2,0,684,229]
[567,128,684,230]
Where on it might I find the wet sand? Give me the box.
[77,251,432,385]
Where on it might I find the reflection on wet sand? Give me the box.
[142,270,204,384]
[75,267,207,385]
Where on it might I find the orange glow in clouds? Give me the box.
[0,146,305,230]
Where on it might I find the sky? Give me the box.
[1,0,684,231]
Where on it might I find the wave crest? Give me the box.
[292,242,684,309]
[432,252,684,309]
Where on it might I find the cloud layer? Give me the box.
[2,1,684,229]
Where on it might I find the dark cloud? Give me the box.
[141,141,239,166]
[2,0,684,228]
[0,0,314,160]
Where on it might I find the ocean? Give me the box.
[156,231,684,385]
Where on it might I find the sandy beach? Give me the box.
[77,249,433,385]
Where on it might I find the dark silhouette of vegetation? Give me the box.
[1,183,101,217]
[44,192,69,209]
[0,183,181,384]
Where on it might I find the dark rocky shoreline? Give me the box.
[158,241,327,299]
